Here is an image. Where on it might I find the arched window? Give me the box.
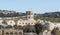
[28,23,30,25]
[26,23,27,24]
[10,32,13,35]
[19,32,22,35]
[14,32,18,35]
[29,23,30,24]
[31,23,33,24]
[23,23,24,24]
[6,32,9,35]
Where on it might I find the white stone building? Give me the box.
[0,11,40,26]
[17,19,36,26]
[7,20,15,26]
[0,18,16,26]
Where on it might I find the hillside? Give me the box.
[0,10,26,17]
[42,12,60,18]
[0,10,60,22]
[34,12,60,22]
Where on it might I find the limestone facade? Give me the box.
[0,17,37,26]
[0,29,23,35]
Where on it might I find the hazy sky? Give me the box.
[0,0,60,13]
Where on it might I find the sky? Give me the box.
[0,0,60,14]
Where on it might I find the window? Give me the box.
[23,23,24,24]
[26,23,27,24]
[28,23,30,24]
[31,23,33,24]
[29,23,30,24]
[29,17,30,18]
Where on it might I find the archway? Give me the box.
[19,32,22,35]
[6,32,9,35]
[10,32,13,35]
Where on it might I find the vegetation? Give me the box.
[34,16,60,22]
[0,10,60,22]
[13,25,23,29]
[51,28,58,35]
[0,13,20,17]
[0,25,23,30]
[0,25,4,29]
[5,25,13,29]
[34,23,45,35]
[34,12,60,22]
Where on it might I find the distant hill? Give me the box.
[0,10,26,17]
[0,10,60,18]
[36,12,60,18]
[34,12,60,22]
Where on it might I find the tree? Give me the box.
[13,25,23,29]
[5,25,12,29]
[17,25,23,29]
[0,25,4,29]
[13,25,17,29]
[51,28,58,35]
[34,23,45,35]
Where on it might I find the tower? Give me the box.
[26,11,34,19]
